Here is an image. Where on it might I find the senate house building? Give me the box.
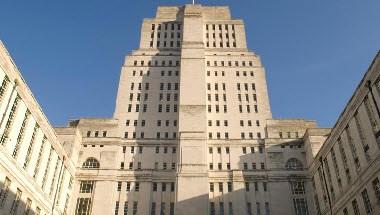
[0,4,380,215]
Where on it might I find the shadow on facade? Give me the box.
[0,180,46,215]
[121,42,181,214]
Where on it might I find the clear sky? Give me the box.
[0,0,379,127]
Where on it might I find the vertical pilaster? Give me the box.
[176,4,208,215]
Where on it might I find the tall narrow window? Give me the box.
[361,189,373,215]
[0,96,20,145]
[10,188,22,215]
[13,110,31,158]
[33,136,47,178]
[23,124,39,169]
[0,76,10,104]
[0,177,11,207]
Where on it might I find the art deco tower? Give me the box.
[112,4,272,214]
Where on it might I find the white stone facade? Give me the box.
[0,41,76,215]
[1,3,380,215]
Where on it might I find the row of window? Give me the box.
[207,70,255,77]
[206,32,236,40]
[152,23,181,31]
[133,60,180,67]
[120,162,176,171]
[126,119,178,127]
[150,41,181,48]
[206,83,256,91]
[130,70,180,77]
[0,81,73,209]
[207,132,262,139]
[209,146,264,154]
[148,202,174,215]
[209,181,268,193]
[114,201,139,215]
[340,185,379,215]
[209,201,270,215]
[151,32,181,39]
[206,24,235,31]
[128,93,179,102]
[206,104,258,114]
[279,132,300,139]
[209,162,265,171]
[86,131,107,137]
[313,96,380,208]
[124,131,178,139]
[122,146,177,154]
[0,176,46,215]
[206,41,237,48]
[206,60,254,67]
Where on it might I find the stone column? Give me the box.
[176,4,208,215]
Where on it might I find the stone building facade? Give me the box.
[0,3,380,215]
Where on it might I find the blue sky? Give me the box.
[0,0,379,127]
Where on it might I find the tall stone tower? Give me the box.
[112,4,272,214]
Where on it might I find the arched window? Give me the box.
[82,157,100,169]
[285,158,303,170]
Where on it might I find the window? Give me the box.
[228,202,233,215]
[352,199,360,215]
[135,182,140,192]
[243,163,248,170]
[372,177,380,201]
[150,202,156,215]
[291,181,305,194]
[263,182,267,191]
[80,181,94,193]
[227,182,233,192]
[242,147,247,154]
[10,188,22,215]
[115,201,120,215]
[219,183,223,192]
[361,189,373,214]
[285,158,303,170]
[210,202,215,215]
[82,158,100,169]
[210,183,214,192]
[133,202,138,215]
[293,198,309,215]
[245,182,250,191]
[75,198,92,215]
[0,177,11,207]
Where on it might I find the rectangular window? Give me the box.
[293,198,309,215]
[228,202,233,215]
[228,182,233,192]
[0,177,11,207]
[151,202,156,215]
[291,181,305,194]
[210,202,215,215]
[10,188,22,215]
[247,202,252,215]
[372,177,380,201]
[361,189,373,214]
[352,199,360,215]
[80,181,94,193]
[133,202,138,215]
[75,198,92,215]
[115,201,120,215]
